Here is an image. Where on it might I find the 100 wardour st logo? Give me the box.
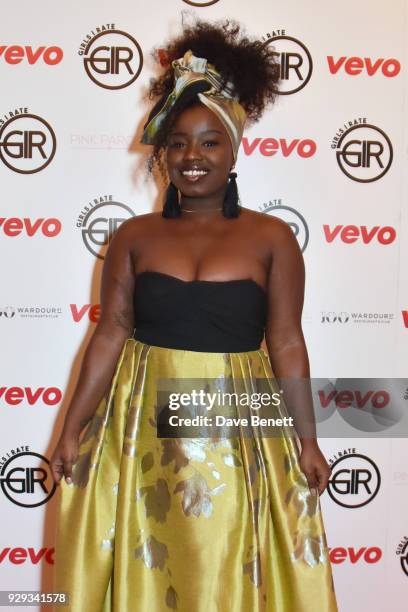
[76,195,136,259]
[320,311,394,324]
[78,24,143,89]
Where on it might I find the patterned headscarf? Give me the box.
[141,50,247,163]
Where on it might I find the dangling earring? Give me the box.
[162,181,181,218]
[223,168,241,218]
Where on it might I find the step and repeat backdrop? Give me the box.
[1,1,407,610]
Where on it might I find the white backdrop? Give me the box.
[0,1,407,610]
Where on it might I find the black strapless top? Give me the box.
[132,271,267,352]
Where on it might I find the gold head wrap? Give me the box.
[141,50,247,163]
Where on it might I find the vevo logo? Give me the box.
[0,387,62,405]
[0,217,61,237]
[327,56,400,77]
[242,137,316,157]
[0,45,63,65]
[323,224,396,244]
[0,547,54,564]
[318,389,389,410]
[329,546,382,564]
[70,304,101,323]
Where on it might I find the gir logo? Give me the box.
[259,201,309,252]
[80,27,143,89]
[0,110,56,174]
[262,33,312,94]
[182,0,220,5]
[328,452,381,508]
[0,450,56,508]
[331,120,393,182]
[396,537,408,576]
[77,196,136,259]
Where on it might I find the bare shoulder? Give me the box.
[239,207,298,252]
[113,212,162,241]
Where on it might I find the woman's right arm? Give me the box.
[51,219,136,484]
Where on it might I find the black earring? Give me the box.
[162,181,181,218]
[223,170,241,218]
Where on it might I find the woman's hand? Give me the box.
[299,441,332,496]
[50,431,80,486]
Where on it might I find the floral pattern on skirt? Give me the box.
[53,338,338,612]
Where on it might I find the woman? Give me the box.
[52,18,338,612]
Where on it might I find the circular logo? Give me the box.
[79,201,136,259]
[83,30,143,89]
[0,114,56,174]
[263,35,313,94]
[182,0,220,5]
[399,540,408,576]
[327,453,380,508]
[335,124,393,182]
[0,452,56,507]
[261,203,309,252]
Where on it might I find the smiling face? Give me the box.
[165,103,234,200]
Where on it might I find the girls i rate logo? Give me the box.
[0,108,56,174]
[79,25,143,89]
[396,536,408,577]
[331,119,393,182]
[0,448,56,508]
[182,1,220,5]
[261,31,313,95]
[259,200,309,253]
[77,196,136,259]
[327,450,381,509]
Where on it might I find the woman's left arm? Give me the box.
[263,217,331,496]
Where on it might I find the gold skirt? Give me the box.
[54,338,338,612]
